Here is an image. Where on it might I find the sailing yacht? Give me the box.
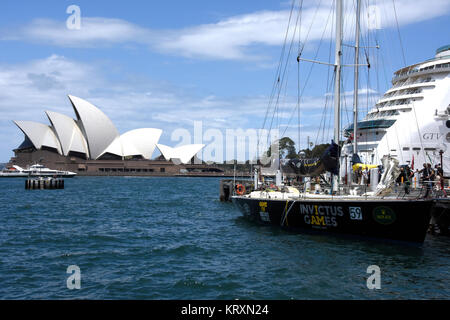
[231,0,439,243]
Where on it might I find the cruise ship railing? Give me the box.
[392,65,450,82]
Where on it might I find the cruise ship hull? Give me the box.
[232,196,433,243]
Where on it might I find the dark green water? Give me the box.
[0,177,448,299]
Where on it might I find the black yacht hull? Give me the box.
[232,196,433,243]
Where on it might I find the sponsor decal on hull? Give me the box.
[299,204,344,228]
[372,206,396,225]
[258,201,270,222]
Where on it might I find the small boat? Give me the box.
[0,165,27,177]
[0,164,76,178]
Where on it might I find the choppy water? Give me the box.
[0,177,448,299]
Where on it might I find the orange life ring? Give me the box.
[236,184,246,195]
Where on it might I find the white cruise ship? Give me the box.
[341,45,450,176]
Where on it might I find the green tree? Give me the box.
[300,143,330,158]
[265,137,299,159]
[280,137,298,159]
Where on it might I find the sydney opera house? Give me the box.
[7,95,219,175]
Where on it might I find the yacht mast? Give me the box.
[353,0,361,154]
[333,0,343,187]
[333,0,342,146]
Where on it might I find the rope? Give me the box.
[280,2,335,139]
[258,0,297,156]
[267,0,303,147]
[281,200,297,226]
[391,0,407,67]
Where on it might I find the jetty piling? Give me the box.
[25,178,64,190]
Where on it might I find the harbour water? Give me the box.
[0,177,448,299]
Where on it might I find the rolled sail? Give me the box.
[284,140,340,176]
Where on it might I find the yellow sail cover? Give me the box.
[352,163,378,171]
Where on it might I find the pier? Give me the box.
[219,179,254,202]
[25,178,64,190]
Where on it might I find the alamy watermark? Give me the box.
[66,5,81,30]
[66,265,81,289]
[170,121,280,165]
[366,265,381,290]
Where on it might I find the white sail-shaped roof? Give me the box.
[68,95,119,159]
[99,128,163,159]
[45,111,89,157]
[156,143,205,164]
[120,128,162,159]
[13,120,62,154]
[99,137,124,158]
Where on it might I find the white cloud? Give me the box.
[0,55,99,119]
[2,1,449,60]
[17,17,151,48]
[157,10,294,60]
[370,0,450,29]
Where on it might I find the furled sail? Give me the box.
[284,140,340,176]
[351,153,378,171]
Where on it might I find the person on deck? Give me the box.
[435,164,444,190]
[419,163,428,184]
[422,163,434,197]
[362,168,369,186]
[396,167,411,194]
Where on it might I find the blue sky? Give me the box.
[0,0,449,162]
